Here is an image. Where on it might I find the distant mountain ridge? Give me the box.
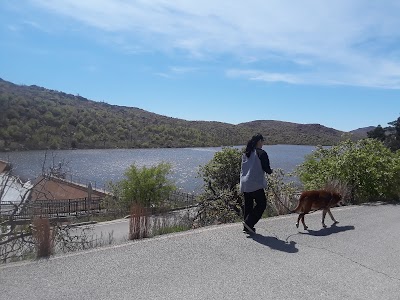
[349,126,376,137]
[0,78,369,151]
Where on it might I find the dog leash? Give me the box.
[267,185,296,213]
[268,186,319,215]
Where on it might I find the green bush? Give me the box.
[296,139,400,203]
[195,147,243,226]
[198,146,243,190]
[195,147,302,226]
[108,163,176,212]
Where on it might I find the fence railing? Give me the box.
[0,197,103,220]
[164,190,197,209]
[0,191,198,221]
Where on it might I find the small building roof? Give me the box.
[0,160,11,174]
[30,175,107,201]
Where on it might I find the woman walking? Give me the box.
[240,133,273,234]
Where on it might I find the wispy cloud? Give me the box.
[7,24,19,32]
[154,66,199,79]
[6,20,43,32]
[25,0,400,88]
[169,66,198,74]
[154,72,172,79]
[227,69,303,85]
[22,20,42,30]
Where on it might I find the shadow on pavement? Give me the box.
[300,224,355,237]
[249,234,298,253]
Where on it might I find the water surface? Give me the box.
[0,145,316,193]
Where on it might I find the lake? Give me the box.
[0,145,317,194]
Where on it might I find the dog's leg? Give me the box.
[300,213,308,230]
[322,209,328,228]
[296,213,307,229]
[327,209,339,225]
[296,214,302,228]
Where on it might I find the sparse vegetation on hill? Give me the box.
[0,78,364,151]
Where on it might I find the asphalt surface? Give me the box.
[1,203,400,300]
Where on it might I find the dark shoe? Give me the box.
[243,227,256,234]
[242,222,256,234]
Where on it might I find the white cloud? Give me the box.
[153,66,199,79]
[154,72,172,79]
[26,0,400,88]
[227,69,303,85]
[170,66,198,74]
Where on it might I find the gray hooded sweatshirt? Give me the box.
[240,149,268,193]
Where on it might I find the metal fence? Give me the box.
[0,191,198,221]
[0,197,103,220]
[164,190,197,209]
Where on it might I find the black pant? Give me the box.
[243,189,267,228]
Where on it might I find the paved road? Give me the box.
[1,203,400,300]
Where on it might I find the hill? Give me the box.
[0,78,364,151]
[349,126,376,137]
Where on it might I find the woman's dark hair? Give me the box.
[245,133,264,157]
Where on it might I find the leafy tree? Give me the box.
[68,117,78,127]
[110,163,176,211]
[296,139,400,203]
[198,147,242,191]
[195,147,243,226]
[385,117,400,151]
[368,116,400,151]
[71,140,77,149]
[49,136,62,150]
[74,131,84,143]
[7,125,23,141]
[367,125,385,141]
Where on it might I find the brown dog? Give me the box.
[294,190,343,230]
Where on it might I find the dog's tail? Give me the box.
[293,193,305,213]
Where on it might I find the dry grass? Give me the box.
[152,212,192,236]
[268,191,298,216]
[32,217,54,258]
[129,203,150,240]
[266,169,299,216]
[322,179,351,203]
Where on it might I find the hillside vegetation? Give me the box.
[0,78,363,151]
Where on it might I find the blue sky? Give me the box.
[1,0,399,132]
